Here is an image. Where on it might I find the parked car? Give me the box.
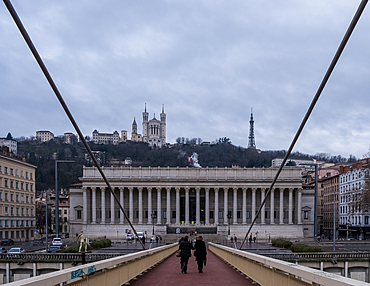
[0,247,7,253]
[48,246,61,253]
[126,233,134,241]
[52,238,63,246]
[136,232,144,241]
[8,248,25,254]
[1,239,14,246]
[32,238,43,246]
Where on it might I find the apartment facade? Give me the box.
[36,131,54,143]
[0,151,36,241]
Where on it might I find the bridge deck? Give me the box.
[129,250,255,286]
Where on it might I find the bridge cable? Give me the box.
[3,0,146,250]
[239,0,368,249]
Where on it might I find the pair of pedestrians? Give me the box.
[178,235,207,273]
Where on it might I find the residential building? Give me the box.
[36,131,54,143]
[0,138,17,155]
[64,132,77,144]
[322,174,340,237]
[92,130,120,145]
[0,147,36,241]
[339,160,370,239]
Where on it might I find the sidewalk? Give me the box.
[129,250,255,286]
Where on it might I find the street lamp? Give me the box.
[151,213,157,235]
[55,160,74,238]
[227,213,232,235]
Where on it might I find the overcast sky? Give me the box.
[1,1,369,158]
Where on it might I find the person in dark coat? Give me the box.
[194,236,207,273]
[179,235,193,273]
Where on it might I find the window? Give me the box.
[26,184,29,191]
[0,166,2,173]
[77,210,82,219]
[26,172,28,179]
[0,191,2,201]
[5,207,8,215]
[246,211,250,219]
[21,171,23,178]
[10,180,13,189]
[16,194,18,202]
[4,167,8,174]
[237,211,241,219]
[218,211,223,219]
[15,170,18,176]
[210,211,214,219]
[365,216,369,224]
[26,196,29,203]
[4,179,8,188]
[30,173,33,180]
[10,194,13,202]
[30,196,33,204]
[5,193,8,201]
[16,207,19,216]
[304,211,309,220]
[64,210,67,215]
[172,211,176,219]
[21,182,24,190]
[11,207,14,215]
[10,168,13,176]
[163,211,167,219]
[30,184,33,192]
[15,181,18,189]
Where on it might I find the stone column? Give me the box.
[233,188,238,224]
[129,187,133,222]
[119,187,124,224]
[196,187,201,225]
[82,187,87,224]
[214,188,219,225]
[176,187,180,225]
[138,187,143,224]
[242,188,247,224]
[298,188,302,224]
[279,188,284,224]
[166,187,171,225]
[101,187,106,224]
[185,187,190,225]
[157,187,162,224]
[252,188,256,221]
[261,188,266,224]
[205,188,210,225]
[224,188,228,223]
[92,187,96,224]
[289,188,293,224]
[270,188,275,224]
[110,189,115,224]
[148,188,152,224]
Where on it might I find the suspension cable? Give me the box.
[240,0,368,249]
[3,0,146,250]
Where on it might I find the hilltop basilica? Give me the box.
[92,104,166,148]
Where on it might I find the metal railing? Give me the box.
[5,243,177,286]
[263,252,370,262]
[209,243,369,286]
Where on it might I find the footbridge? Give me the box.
[4,243,368,286]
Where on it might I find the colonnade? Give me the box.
[81,186,303,226]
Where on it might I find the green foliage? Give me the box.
[271,239,322,253]
[61,239,111,253]
[90,239,111,249]
[271,239,293,249]
[290,244,323,253]
[61,245,91,253]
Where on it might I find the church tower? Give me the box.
[131,117,137,139]
[160,104,166,145]
[142,103,149,143]
[248,108,256,149]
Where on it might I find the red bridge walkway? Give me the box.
[129,250,256,286]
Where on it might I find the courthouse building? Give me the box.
[70,166,314,239]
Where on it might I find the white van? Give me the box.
[136,232,144,241]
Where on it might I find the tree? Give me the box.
[6,132,12,140]
[216,137,232,145]
[176,137,181,144]
[286,160,297,166]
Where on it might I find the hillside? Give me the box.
[14,138,356,193]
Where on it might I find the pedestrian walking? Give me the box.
[249,234,252,243]
[194,236,207,273]
[234,236,237,243]
[230,236,233,243]
[178,236,193,274]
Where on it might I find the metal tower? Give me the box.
[248,108,256,149]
